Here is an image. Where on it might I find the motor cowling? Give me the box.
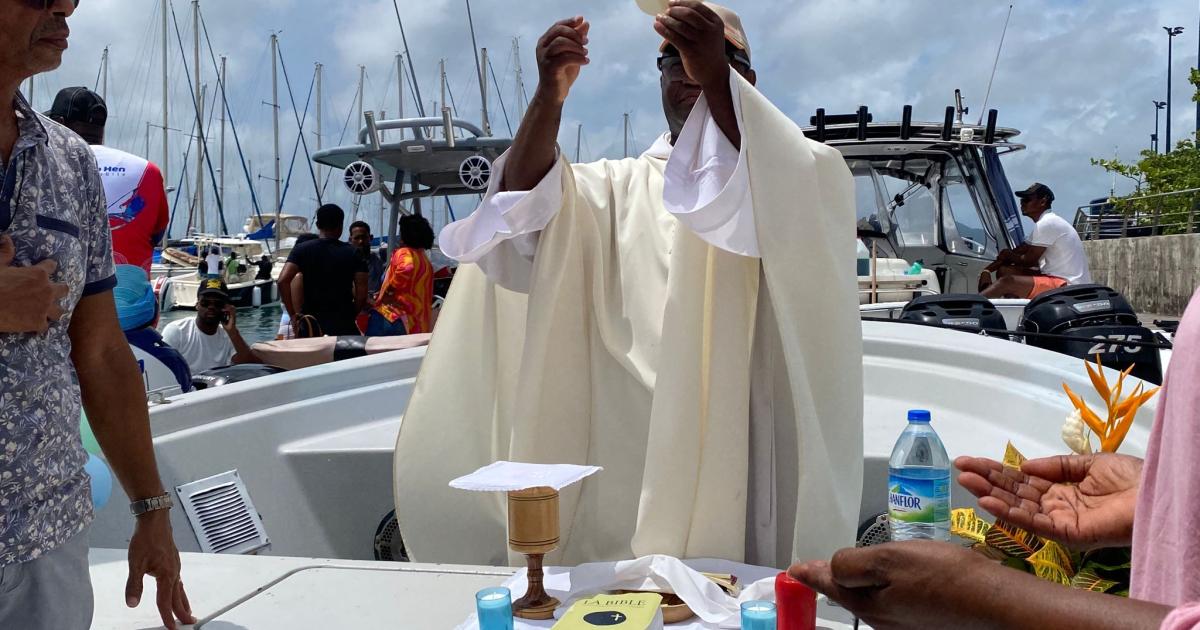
[1019,284,1162,384]
[899,294,1008,333]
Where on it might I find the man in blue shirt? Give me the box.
[0,2,193,629]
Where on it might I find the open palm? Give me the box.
[956,453,1143,550]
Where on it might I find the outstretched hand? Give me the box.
[653,0,730,90]
[956,453,1143,550]
[535,17,590,105]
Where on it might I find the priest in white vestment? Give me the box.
[393,0,863,570]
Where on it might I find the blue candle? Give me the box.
[476,587,514,630]
[741,600,777,630]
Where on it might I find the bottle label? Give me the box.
[888,472,950,524]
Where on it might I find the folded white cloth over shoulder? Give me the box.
[449,461,603,493]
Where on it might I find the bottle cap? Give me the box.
[908,409,932,423]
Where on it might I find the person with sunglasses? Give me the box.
[0,2,193,629]
[399,1,862,569]
[161,279,259,375]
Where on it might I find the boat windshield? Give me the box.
[849,151,1004,259]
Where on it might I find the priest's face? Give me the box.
[659,44,757,143]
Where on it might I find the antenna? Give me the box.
[978,4,1013,124]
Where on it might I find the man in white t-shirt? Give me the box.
[161,279,257,374]
[980,183,1093,299]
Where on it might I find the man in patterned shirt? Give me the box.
[0,2,194,629]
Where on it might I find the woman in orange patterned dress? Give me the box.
[367,215,436,336]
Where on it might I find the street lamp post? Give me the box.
[1164,26,1184,153]
[1154,100,1167,153]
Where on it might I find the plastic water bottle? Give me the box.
[888,410,951,541]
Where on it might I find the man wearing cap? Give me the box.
[161,278,258,374]
[396,1,861,569]
[0,2,193,629]
[980,182,1092,299]
[48,86,170,274]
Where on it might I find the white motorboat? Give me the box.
[89,320,1159,559]
[157,236,279,310]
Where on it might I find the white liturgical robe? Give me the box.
[394,71,864,569]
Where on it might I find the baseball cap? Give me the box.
[47,87,108,127]
[113,265,156,332]
[1015,183,1055,203]
[197,278,230,301]
[658,2,751,62]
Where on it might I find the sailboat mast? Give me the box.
[481,48,491,136]
[439,59,448,139]
[512,38,525,119]
[100,46,109,100]
[161,0,169,193]
[357,65,365,130]
[271,34,282,251]
[465,0,490,136]
[219,55,227,212]
[396,53,404,130]
[315,62,323,187]
[623,113,629,158]
[193,0,205,235]
[576,123,582,162]
[352,65,365,220]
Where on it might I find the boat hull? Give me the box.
[160,273,279,310]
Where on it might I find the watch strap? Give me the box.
[129,493,173,516]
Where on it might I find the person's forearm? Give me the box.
[279,278,297,317]
[974,561,1170,630]
[502,89,564,192]
[228,327,257,364]
[700,66,740,150]
[78,338,165,501]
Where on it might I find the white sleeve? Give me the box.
[161,322,182,349]
[663,70,758,258]
[1028,216,1067,248]
[437,149,563,264]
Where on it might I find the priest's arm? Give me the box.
[440,84,756,292]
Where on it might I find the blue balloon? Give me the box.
[84,454,113,510]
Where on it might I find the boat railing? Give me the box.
[357,116,489,147]
[1073,187,1200,240]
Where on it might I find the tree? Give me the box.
[1090,70,1200,235]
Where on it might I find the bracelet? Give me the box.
[129,493,173,517]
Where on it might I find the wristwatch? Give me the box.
[129,493,174,517]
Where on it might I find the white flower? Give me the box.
[1061,409,1093,455]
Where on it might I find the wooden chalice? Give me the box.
[507,486,561,620]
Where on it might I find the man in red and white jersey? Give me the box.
[48,87,169,273]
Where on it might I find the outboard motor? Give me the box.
[900,294,1008,333]
[1019,284,1162,384]
[192,364,287,391]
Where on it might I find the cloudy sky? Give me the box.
[29,0,1200,239]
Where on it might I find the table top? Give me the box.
[89,549,864,629]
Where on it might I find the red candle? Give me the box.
[775,572,817,630]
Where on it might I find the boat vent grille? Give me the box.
[177,470,270,555]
